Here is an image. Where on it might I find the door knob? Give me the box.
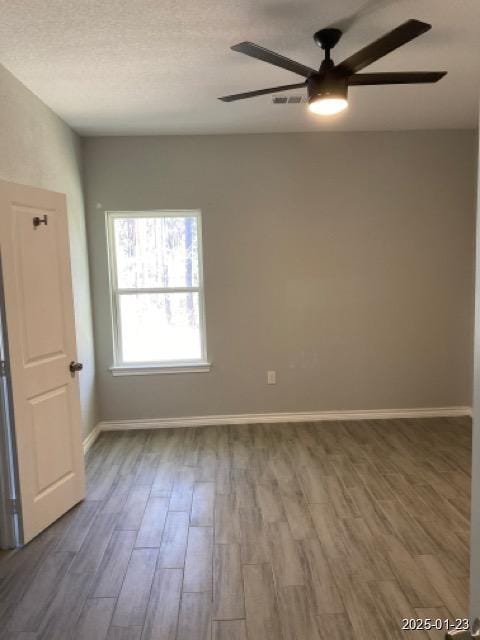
[69,361,83,374]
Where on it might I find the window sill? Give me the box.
[110,362,211,376]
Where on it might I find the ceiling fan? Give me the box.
[219,19,446,115]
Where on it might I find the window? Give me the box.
[106,211,208,374]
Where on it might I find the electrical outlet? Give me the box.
[267,370,276,385]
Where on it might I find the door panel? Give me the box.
[16,205,65,361]
[30,387,73,492]
[0,180,85,543]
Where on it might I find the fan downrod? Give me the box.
[313,28,343,51]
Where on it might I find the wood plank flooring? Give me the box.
[0,417,471,639]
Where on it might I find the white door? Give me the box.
[0,179,85,543]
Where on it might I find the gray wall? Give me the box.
[0,64,98,438]
[83,130,477,422]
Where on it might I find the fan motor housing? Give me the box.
[307,73,348,102]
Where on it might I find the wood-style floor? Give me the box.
[0,417,471,640]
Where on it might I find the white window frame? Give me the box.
[106,210,210,376]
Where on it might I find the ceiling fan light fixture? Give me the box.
[308,95,348,115]
[307,78,348,116]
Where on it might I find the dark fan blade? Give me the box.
[231,42,316,78]
[219,82,306,102]
[336,19,431,75]
[349,71,446,85]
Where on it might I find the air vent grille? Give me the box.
[272,95,308,104]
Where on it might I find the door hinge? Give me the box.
[0,360,6,377]
[8,498,19,515]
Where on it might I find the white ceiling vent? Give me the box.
[272,95,308,104]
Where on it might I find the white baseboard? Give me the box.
[97,406,472,432]
[83,424,101,453]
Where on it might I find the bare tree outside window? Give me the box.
[107,211,206,366]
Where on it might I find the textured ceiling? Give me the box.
[0,0,479,135]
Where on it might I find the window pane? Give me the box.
[119,292,202,362]
[113,216,199,289]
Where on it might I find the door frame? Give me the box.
[0,255,20,548]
